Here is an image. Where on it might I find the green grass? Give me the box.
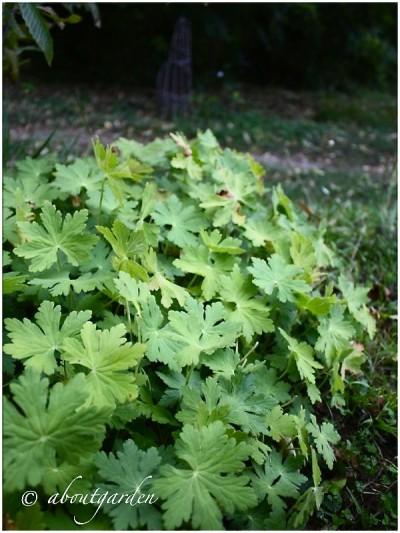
[272,111,397,527]
[314,191,397,530]
[3,83,397,164]
[314,91,397,129]
[3,83,397,529]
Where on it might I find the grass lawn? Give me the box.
[3,82,397,529]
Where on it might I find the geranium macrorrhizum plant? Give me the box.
[3,130,375,530]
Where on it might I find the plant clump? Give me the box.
[3,130,375,530]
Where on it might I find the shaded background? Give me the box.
[25,3,397,90]
[3,2,398,531]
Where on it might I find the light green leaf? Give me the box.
[153,195,206,247]
[165,298,241,368]
[4,370,109,491]
[97,219,148,280]
[251,450,307,513]
[340,348,366,379]
[177,374,275,435]
[219,375,276,435]
[53,158,103,195]
[219,265,274,341]
[279,328,322,384]
[93,138,152,181]
[15,204,98,272]
[4,163,58,213]
[4,301,91,374]
[290,232,317,274]
[311,447,321,487]
[176,378,229,428]
[14,156,55,181]
[171,152,203,180]
[115,137,176,167]
[138,296,179,368]
[288,485,325,529]
[248,364,291,403]
[138,182,158,223]
[114,270,151,315]
[307,415,340,469]
[200,229,243,254]
[339,274,376,338]
[265,405,297,442]
[201,348,240,378]
[29,269,113,296]
[248,254,311,303]
[272,184,295,221]
[95,440,162,529]
[315,306,355,365]
[296,293,337,316]
[144,248,189,308]
[174,244,235,300]
[3,272,27,294]
[306,382,322,404]
[62,322,145,408]
[243,216,289,253]
[154,421,257,530]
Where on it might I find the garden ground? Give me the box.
[3,83,397,529]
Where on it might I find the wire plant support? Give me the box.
[156,17,192,118]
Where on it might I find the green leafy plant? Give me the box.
[3,130,376,529]
[3,3,100,80]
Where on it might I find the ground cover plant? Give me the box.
[3,129,382,530]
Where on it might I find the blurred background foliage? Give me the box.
[3,3,100,80]
[2,2,398,530]
[4,2,397,91]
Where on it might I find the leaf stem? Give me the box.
[281,396,297,409]
[98,178,106,224]
[67,289,75,311]
[318,372,330,390]
[278,366,289,380]
[125,299,134,344]
[185,364,194,385]
[187,274,198,289]
[239,341,259,367]
[56,252,62,272]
